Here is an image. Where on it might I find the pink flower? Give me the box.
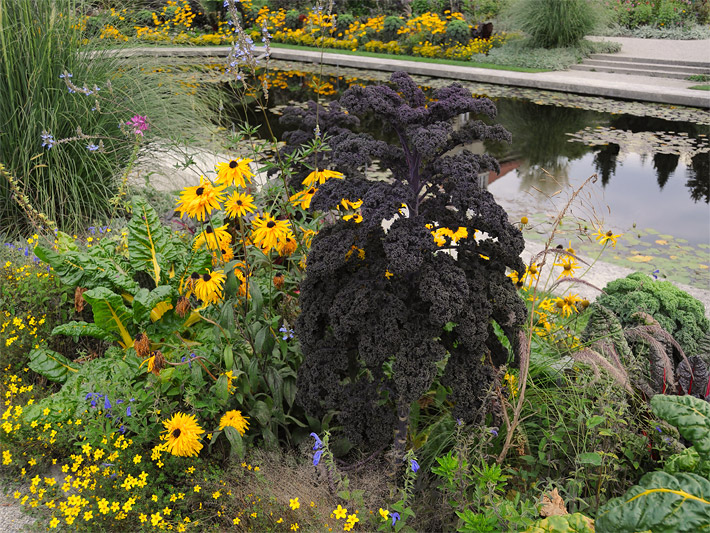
[126,115,149,136]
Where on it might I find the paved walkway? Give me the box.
[117,37,710,108]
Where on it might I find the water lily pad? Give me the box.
[656,240,668,245]
[628,254,654,263]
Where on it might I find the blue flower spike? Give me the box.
[313,449,323,466]
[391,512,400,526]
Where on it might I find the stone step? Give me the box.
[569,64,699,79]
[589,53,710,69]
[582,59,710,76]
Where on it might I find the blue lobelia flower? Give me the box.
[310,432,323,450]
[410,459,420,473]
[313,449,323,466]
[391,512,400,526]
[104,395,111,410]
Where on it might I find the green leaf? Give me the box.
[223,345,234,371]
[127,196,176,286]
[596,472,710,533]
[254,325,275,357]
[251,283,263,316]
[51,321,114,340]
[586,415,605,429]
[251,400,271,427]
[524,513,594,533]
[578,452,603,466]
[651,394,710,461]
[215,374,229,403]
[34,245,138,293]
[223,426,245,459]
[28,348,78,383]
[82,287,135,348]
[133,286,175,325]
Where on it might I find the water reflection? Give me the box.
[220,70,709,242]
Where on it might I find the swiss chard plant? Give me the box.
[595,394,710,533]
[30,195,211,377]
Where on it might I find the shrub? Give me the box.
[284,9,302,30]
[597,272,710,357]
[445,19,471,44]
[295,72,527,458]
[504,0,601,48]
[335,12,355,32]
[382,15,405,40]
[411,0,431,15]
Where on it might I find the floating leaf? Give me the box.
[627,255,653,263]
[656,240,668,245]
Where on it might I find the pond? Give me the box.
[166,59,710,287]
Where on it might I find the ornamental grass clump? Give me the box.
[295,72,527,461]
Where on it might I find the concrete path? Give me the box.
[115,38,710,108]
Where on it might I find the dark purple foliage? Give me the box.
[294,72,526,450]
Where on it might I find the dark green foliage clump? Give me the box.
[285,9,302,30]
[598,272,710,357]
[445,19,470,45]
[295,72,526,451]
[336,13,355,32]
[382,15,405,40]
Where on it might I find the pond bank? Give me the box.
[113,39,710,108]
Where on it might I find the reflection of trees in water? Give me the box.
[687,152,709,203]
[593,143,620,186]
[653,153,679,190]
[485,99,601,193]
[515,158,571,195]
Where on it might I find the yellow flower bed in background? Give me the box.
[90,2,507,62]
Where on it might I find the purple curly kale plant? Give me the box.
[294,72,527,460]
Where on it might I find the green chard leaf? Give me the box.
[127,196,176,286]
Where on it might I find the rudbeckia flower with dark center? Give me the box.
[194,270,226,305]
[251,213,292,253]
[175,178,226,221]
[216,158,254,188]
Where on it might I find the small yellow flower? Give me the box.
[379,508,389,520]
[289,497,300,510]
[333,504,347,520]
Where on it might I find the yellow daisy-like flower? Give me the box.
[218,410,250,436]
[194,270,226,305]
[212,244,234,267]
[339,198,363,210]
[554,257,579,279]
[276,232,298,257]
[225,191,256,219]
[290,187,318,209]
[289,497,300,510]
[593,228,622,247]
[342,213,363,223]
[302,169,344,187]
[555,293,582,318]
[216,159,253,188]
[161,413,204,457]
[175,179,226,221]
[193,224,231,251]
[378,508,389,520]
[251,213,292,253]
[333,505,348,520]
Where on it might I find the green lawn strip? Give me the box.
[267,42,549,73]
[95,41,549,73]
[689,84,710,91]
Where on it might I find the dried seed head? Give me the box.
[175,295,191,318]
[273,273,285,289]
[134,332,151,358]
[151,350,166,375]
